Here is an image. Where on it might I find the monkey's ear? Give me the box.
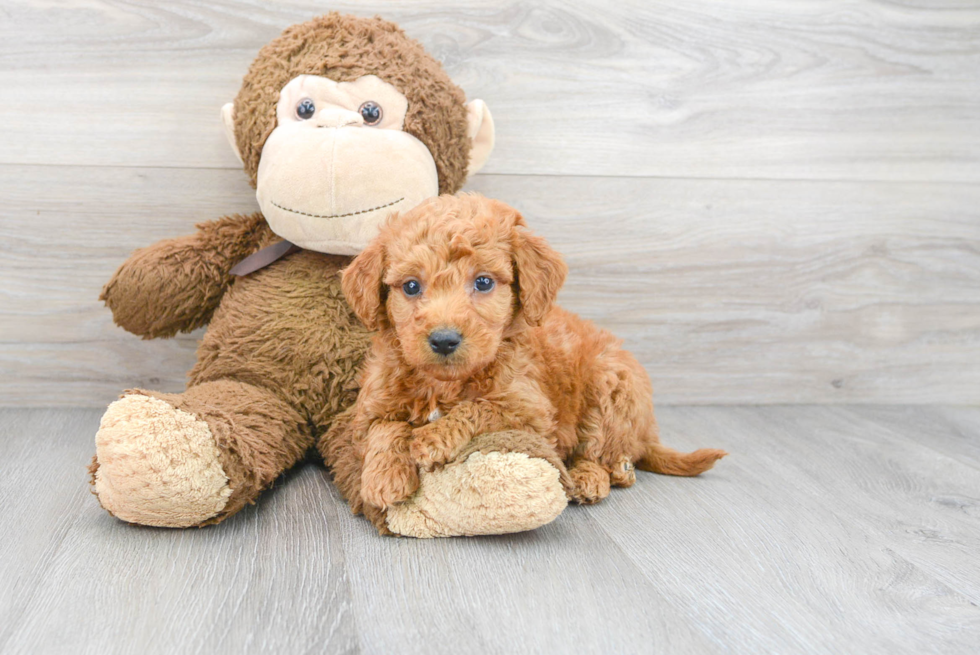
[342,239,387,330]
[466,100,495,176]
[221,102,244,165]
[512,225,568,327]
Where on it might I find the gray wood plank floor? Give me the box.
[2,406,978,655]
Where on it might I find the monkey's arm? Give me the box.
[100,212,271,339]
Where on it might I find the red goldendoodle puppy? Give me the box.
[342,194,726,510]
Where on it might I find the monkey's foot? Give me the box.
[384,431,569,538]
[91,395,232,527]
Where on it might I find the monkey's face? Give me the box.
[255,75,439,254]
[223,15,496,257]
[253,74,440,255]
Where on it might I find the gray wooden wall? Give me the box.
[1,0,978,407]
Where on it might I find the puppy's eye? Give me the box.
[359,101,383,126]
[296,98,316,120]
[402,279,421,297]
[474,276,495,293]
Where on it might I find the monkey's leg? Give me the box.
[90,380,309,527]
[319,420,570,538]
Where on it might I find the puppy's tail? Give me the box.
[637,441,727,477]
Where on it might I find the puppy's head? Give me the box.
[342,194,567,381]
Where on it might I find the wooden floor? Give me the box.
[2,406,978,654]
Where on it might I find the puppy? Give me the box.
[342,194,726,510]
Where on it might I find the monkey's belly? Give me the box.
[188,250,372,415]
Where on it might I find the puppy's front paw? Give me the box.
[360,460,419,510]
[568,461,612,505]
[411,423,467,471]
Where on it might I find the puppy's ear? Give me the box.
[512,225,568,327]
[342,239,387,330]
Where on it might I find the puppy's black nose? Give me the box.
[428,329,462,356]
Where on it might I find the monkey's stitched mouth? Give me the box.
[270,198,404,220]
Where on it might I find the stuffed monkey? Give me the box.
[90,14,570,536]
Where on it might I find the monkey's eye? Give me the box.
[474,276,495,293]
[359,101,383,126]
[402,279,421,297]
[296,98,316,120]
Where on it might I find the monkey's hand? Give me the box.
[101,213,270,338]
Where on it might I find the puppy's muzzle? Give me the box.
[428,329,462,356]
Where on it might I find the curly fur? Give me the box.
[343,195,728,509]
[234,13,471,195]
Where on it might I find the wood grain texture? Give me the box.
[0,0,978,406]
[1,406,979,654]
[0,0,977,181]
[2,165,977,406]
[592,404,980,654]
[845,405,980,473]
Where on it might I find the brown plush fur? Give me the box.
[343,195,727,509]
[95,15,489,527]
[101,231,371,520]
[100,213,270,339]
[234,13,471,195]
